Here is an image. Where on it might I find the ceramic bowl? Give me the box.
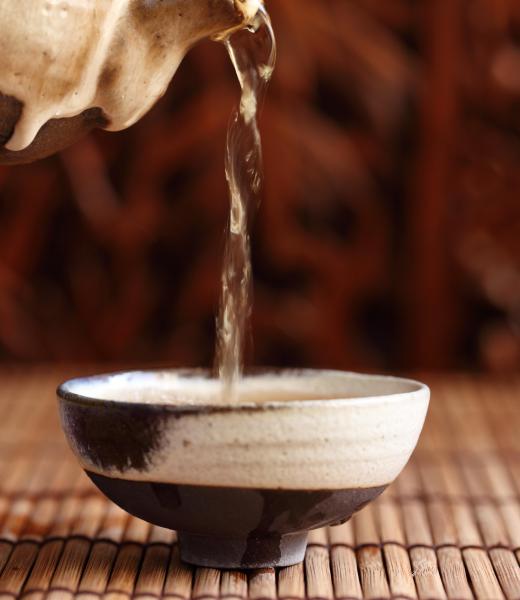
[57,369,429,568]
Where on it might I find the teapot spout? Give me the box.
[232,0,265,28]
[180,0,264,43]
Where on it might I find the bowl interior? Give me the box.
[59,368,426,408]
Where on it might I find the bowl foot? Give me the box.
[178,531,308,569]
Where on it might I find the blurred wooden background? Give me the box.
[0,0,519,372]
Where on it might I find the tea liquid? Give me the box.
[216,9,276,398]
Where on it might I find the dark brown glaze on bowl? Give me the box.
[59,393,165,473]
[0,93,108,165]
[86,472,386,568]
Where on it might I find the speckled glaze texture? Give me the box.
[58,370,429,568]
[0,0,262,164]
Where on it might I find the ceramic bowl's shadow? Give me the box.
[57,369,429,568]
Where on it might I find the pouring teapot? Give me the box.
[0,0,262,165]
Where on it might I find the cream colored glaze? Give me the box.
[0,0,262,151]
[64,370,430,490]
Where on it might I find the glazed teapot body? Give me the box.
[0,0,260,164]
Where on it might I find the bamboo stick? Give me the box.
[354,504,391,599]
[305,529,333,600]
[329,521,363,600]
[104,517,150,600]
[163,546,193,600]
[132,526,174,600]
[248,568,276,600]
[278,561,305,599]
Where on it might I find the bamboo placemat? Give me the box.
[1,368,520,599]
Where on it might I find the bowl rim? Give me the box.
[57,368,430,415]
